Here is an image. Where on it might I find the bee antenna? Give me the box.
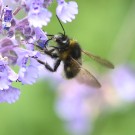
[56,15,66,36]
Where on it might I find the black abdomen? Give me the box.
[64,60,80,78]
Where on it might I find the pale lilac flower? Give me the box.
[0,64,11,90]
[111,65,135,102]
[13,47,40,84]
[0,57,18,90]
[0,38,18,65]
[27,0,52,27]
[14,18,32,41]
[0,0,3,7]
[2,0,17,9]
[18,57,40,84]
[34,27,48,48]
[55,79,100,135]
[56,0,78,23]
[0,55,18,90]
[28,8,52,27]
[43,0,53,8]
[13,0,20,3]
[2,6,13,30]
[0,86,20,104]
[0,38,39,85]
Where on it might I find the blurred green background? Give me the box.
[1,0,135,135]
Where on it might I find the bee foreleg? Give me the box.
[44,49,58,59]
[36,44,44,50]
[43,37,54,46]
[44,48,55,54]
[37,59,61,72]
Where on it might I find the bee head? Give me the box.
[54,33,69,46]
[47,15,69,47]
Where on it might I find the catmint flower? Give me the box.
[111,65,135,102]
[43,0,53,8]
[2,6,13,30]
[0,86,20,104]
[0,55,18,90]
[55,79,100,135]
[26,0,52,27]
[18,57,40,85]
[56,0,78,23]
[13,47,40,84]
[13,0,20,2]
[34,27,48,48]
[0,37,39,85]
[15,18,30,41]
[0,0,3,8]
[0,38,18,64]
[0,56,10,90]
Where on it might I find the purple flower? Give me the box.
[18,57,40,84]
[56,0,78,23]
[0,38,18,64]
[14,18,32,40]
[27,0,52,27]
[2,6,13,30]
[0,86,20,104]
[13,0,20,2]
[55,79,99,135]
[0,0,3,7]
[13,47,40,84]
[43,0,53,8]
[34,27,48,48]
[111,65,135,102]
[3,7,12,22]
[0,55,18,90]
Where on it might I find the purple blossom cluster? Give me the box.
[0,0,78,103]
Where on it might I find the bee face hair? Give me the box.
[55,34,69,46]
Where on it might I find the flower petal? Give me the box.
[56,0,78,23]
[0,86,21,104]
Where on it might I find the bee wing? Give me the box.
[76,68,101,88]
[81,50,114,69]
[71,57,101,88]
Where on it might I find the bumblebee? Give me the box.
[35,16,114,88]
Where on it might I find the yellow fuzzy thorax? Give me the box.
[59,39,78,60]
[69,39,77,46]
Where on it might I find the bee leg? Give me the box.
[49,46,59,49]
[44,48,55,54]
[45,59,61,72]
[35,44,44,50]
[44,49,59,59]
[44,37,53,46]
[37,59,61,72]
[50,53,59,59]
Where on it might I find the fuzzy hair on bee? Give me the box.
[35,15,114,88]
